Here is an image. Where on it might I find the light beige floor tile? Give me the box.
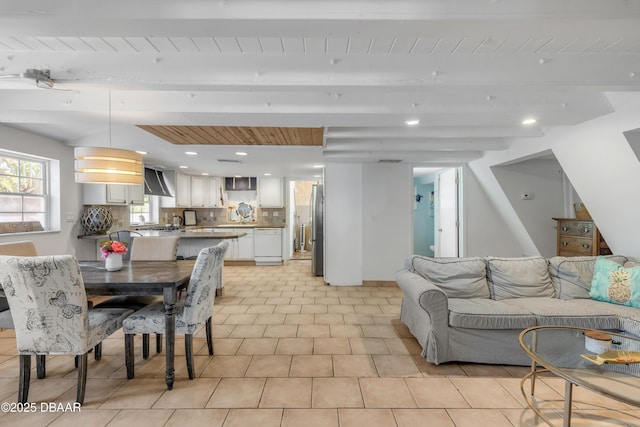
[314,338,351,355]
[266,297,292,305]
[263,324,299,338]
[312,378,364,408]
[228,325,266,338]
[372,355,421,377]
[282,409,339,427]
[360,377,417,408]
[223,313,258,325]
[96,409,175,427]
[275,338,314,355]
[297,324,331,338]
[361,325,398,338]
[100,378,168,409]
[384,338,422,355]
[201,355,251,377]
[290,355,334,377]
[284,313,316,324]
[206,339,243,355]
[219,305,249,314]
[314,314,345,324]
[404,378,470,408]
[459,363,513,378]
[206,377,266,408]
[245,355,292,377]
[412,357,468,377]
[165,409,229,427]
[329,324,363,338]
[349,338,390,355]
[332,355,378,377]
[291,297,315,305]
[450,377,522,409]
[253,313,287,324]
[223,409,283,427]
[236,338,278,355]
[327,304,355,314]
[245,305,276,314]
[153,378,219,408]
[342,314,375,325]
[274,304,302,314]
[446,408,516,427]
[393,409,456,427]
[210,324,235,338]
[259,378,312,408]
[301,304,328,313]
[338,408,398,427]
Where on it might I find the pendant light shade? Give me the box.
[75,147,143,185]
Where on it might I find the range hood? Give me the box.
[144,167,173,197]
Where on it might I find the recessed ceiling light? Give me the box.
[314,175,322,178]
[405,119,420,126]
[264,173,271,176]
[522,118,537,125]
[312,165,324,169]
[185,151,198,155]
[235,152,248,156]
[179,165,188,169]
[135,150,147,155]
[201,172,209,176]
[234,175,242,178]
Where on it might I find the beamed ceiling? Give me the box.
[0,1,639,177]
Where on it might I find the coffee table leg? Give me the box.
[563,381,573,427]
[164,288,177,390]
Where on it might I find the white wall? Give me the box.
[362,163,413,281]
[469,93,640,259]
[324,163,363,286]
[0,124,85,256]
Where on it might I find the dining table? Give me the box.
[79,259,195,390]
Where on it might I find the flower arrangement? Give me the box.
[99,240,128,258]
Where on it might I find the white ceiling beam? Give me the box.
[324,138,509,151]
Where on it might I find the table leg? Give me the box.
[563,381,573,427]
[163,287,177,390]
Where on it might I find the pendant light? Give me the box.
[74,91,143,185]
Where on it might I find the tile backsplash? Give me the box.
[160,207,286,227]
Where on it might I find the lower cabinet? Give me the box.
[212,228,255,260]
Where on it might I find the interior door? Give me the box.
[437,168,459,257]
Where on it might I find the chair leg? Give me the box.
[185,334,195,380]
[125,334,135,379]
[206,317,214,356]
[156,334,162,353]
[142,334,150,359]
[94,342,102,360]
[76,353,88,404]
[18,355,31,403]
[36,355,46,379]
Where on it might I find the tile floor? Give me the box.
[0,260,639,426]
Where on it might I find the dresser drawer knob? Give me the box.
[583,227,590,233]
[561,226,569,232]
[561,241,569,246]
[582,244,590,249]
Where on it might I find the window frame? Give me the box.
[0,150,50,232]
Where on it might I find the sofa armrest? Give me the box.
[396,269,451,363]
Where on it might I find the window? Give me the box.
[130,195,152,224]
[0,151,48,230]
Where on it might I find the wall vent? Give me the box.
[217,159,242,163]
[377,159,402,163]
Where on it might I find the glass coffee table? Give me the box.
[519,326,640,426]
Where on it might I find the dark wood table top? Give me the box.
[79,260,195,296]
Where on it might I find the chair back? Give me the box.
[108,231,142,260]
[0,255,91,355]
[130,236,179,261]
[0,241,38,326]
[183,241,228,326]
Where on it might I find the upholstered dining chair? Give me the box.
[123,240,228,380]
[0,241,47,379]
[94,235,180,358]
[0,255,134,404]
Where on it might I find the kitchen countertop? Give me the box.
[78,230,247,239]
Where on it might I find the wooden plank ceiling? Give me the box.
[138,125,324,146]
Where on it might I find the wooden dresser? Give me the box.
[553,218,611,256]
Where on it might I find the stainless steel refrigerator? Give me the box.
[310,184,324,276]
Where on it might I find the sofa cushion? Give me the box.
[486,257,555,300]
[505,297,621,330]
[448,298,536,329]
[590,257,640,308]
[408,256,490,299]
[549,255,629,300]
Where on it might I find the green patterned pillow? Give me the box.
[590,257,640,308]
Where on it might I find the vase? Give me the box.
[81,206,114,235]
[105,253,123,271]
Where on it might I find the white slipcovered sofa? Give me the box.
[396,255,640,366]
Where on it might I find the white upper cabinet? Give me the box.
[175,173,191,207]
[258,177,284,207]
[176,174,222,208]
[83,183,144,205]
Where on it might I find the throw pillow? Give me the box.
[408,256,490,299]
[549,255,628,300]
[486,256,555,300]
[590,257,640,308]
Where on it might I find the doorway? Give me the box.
[436,168,460,257]
[288,180,315,260]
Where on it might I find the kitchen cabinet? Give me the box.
[176,174,221,207]
[175,173,191,207]
[83,183,144,205]
[553,218,611,256]
[258,177,284,207]
[213,228,254,260]
[225,177,256,191]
